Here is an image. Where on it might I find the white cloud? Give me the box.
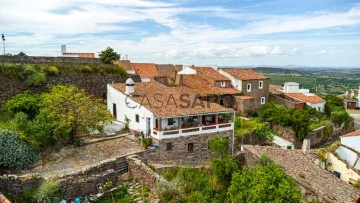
[314,50,339,56]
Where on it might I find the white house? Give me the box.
[281,82,326,112]
[326,129,360,184]
[132,63,159,82]
[107,78,235,161]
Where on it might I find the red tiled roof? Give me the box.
[115,60,135,71]
[132,63,159,78]
[111,82,234,117]
[342,129,360,137]
[156,64,182,79]
[235,95,254,100]
[183,75,239,96]
[221,68,268,80]
[285,93,325,104]
[193,67,230,82]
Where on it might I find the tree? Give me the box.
[17,52,27,57]
[41,85,113,141]
[99,47,120,64]
[228,160,302,203]
[4,91,42,119]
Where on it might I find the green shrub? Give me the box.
[157,179,184,202]
[0,129,38,170]
[47,66,59,75]
[4,91,42,119]
[80,65,93,73]
[26,71,46,86]
[22,64,36,78]
[34,179,62,202]
[73,138,85,147]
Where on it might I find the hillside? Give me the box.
[254,67,304,76]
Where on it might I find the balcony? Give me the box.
[152,122,233,139]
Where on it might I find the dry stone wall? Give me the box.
[126,155,164,190]
[0,73,141,103]
[0,56,103,65]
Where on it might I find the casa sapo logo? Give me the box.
[125,93,235,109]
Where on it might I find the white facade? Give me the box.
[178,67,196,75]
[141,77,151,82]
[341,135,360,152]
[107,84,155,135]
[218,69,242,91]
[272,135,294,149]
[326,152,360,184]
[308,101,326,112]
[283,82,309,93]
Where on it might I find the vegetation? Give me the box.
[99,47,121,64]
[158,138,302,202]
[0,129,38,170]
[228,161,302,203]
[33,179,62,203]
[234,117,274,142]
[0,85,112,160]
[0,62,127,81]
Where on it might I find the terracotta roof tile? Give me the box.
[342,129,360,137]
[193,67,230,82]
[285,93,325,104]
[115,60,135,71]
[221,68,268,80]
[183,75,239,96]
[156,64,182,79]
[132,63,159,78]
[111,81,234,117]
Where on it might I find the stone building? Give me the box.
[218,68,270,113]
[107,79,235,162]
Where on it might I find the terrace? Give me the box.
[152,113,233,139]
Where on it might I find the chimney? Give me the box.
[302,139,311,154]
[61,45,66,54]
[125,78,135,95]
[175,72,183,86]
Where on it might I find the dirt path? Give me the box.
[22,135,144,177]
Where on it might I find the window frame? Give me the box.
[259,81,263,89]
[135,114,140,123]
[261,97,266,104]
[220,81,226,87]
[247,83,251,92]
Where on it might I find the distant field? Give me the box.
[269,76,316,91]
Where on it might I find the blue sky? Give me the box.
[0,0,360,67]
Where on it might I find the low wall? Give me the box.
[270,94,305,109]
[126,155,163,190]
[0,56,102,65]
[0,154,131,199]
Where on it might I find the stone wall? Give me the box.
[0,73,141,103]
[272,124,351,149]
[0,154,131,199]
[146,131,232,163]
[270,94,305,109]
[0,56,103,65]
[126,155,164,190]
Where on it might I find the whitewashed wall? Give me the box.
[309,102,325,112]
[107,84,154,134]
[218,69,242,91]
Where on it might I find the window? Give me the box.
[188,143,194,152]
[247,83,251,92]
[166,142,172,150]
[259,81,263,89]
[261,97,265,104]
[112,103,117,118]
[168,118,174,125]
[220,81,226,87]
[135,114,139,123]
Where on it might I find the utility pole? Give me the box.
[1,34,5,55]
